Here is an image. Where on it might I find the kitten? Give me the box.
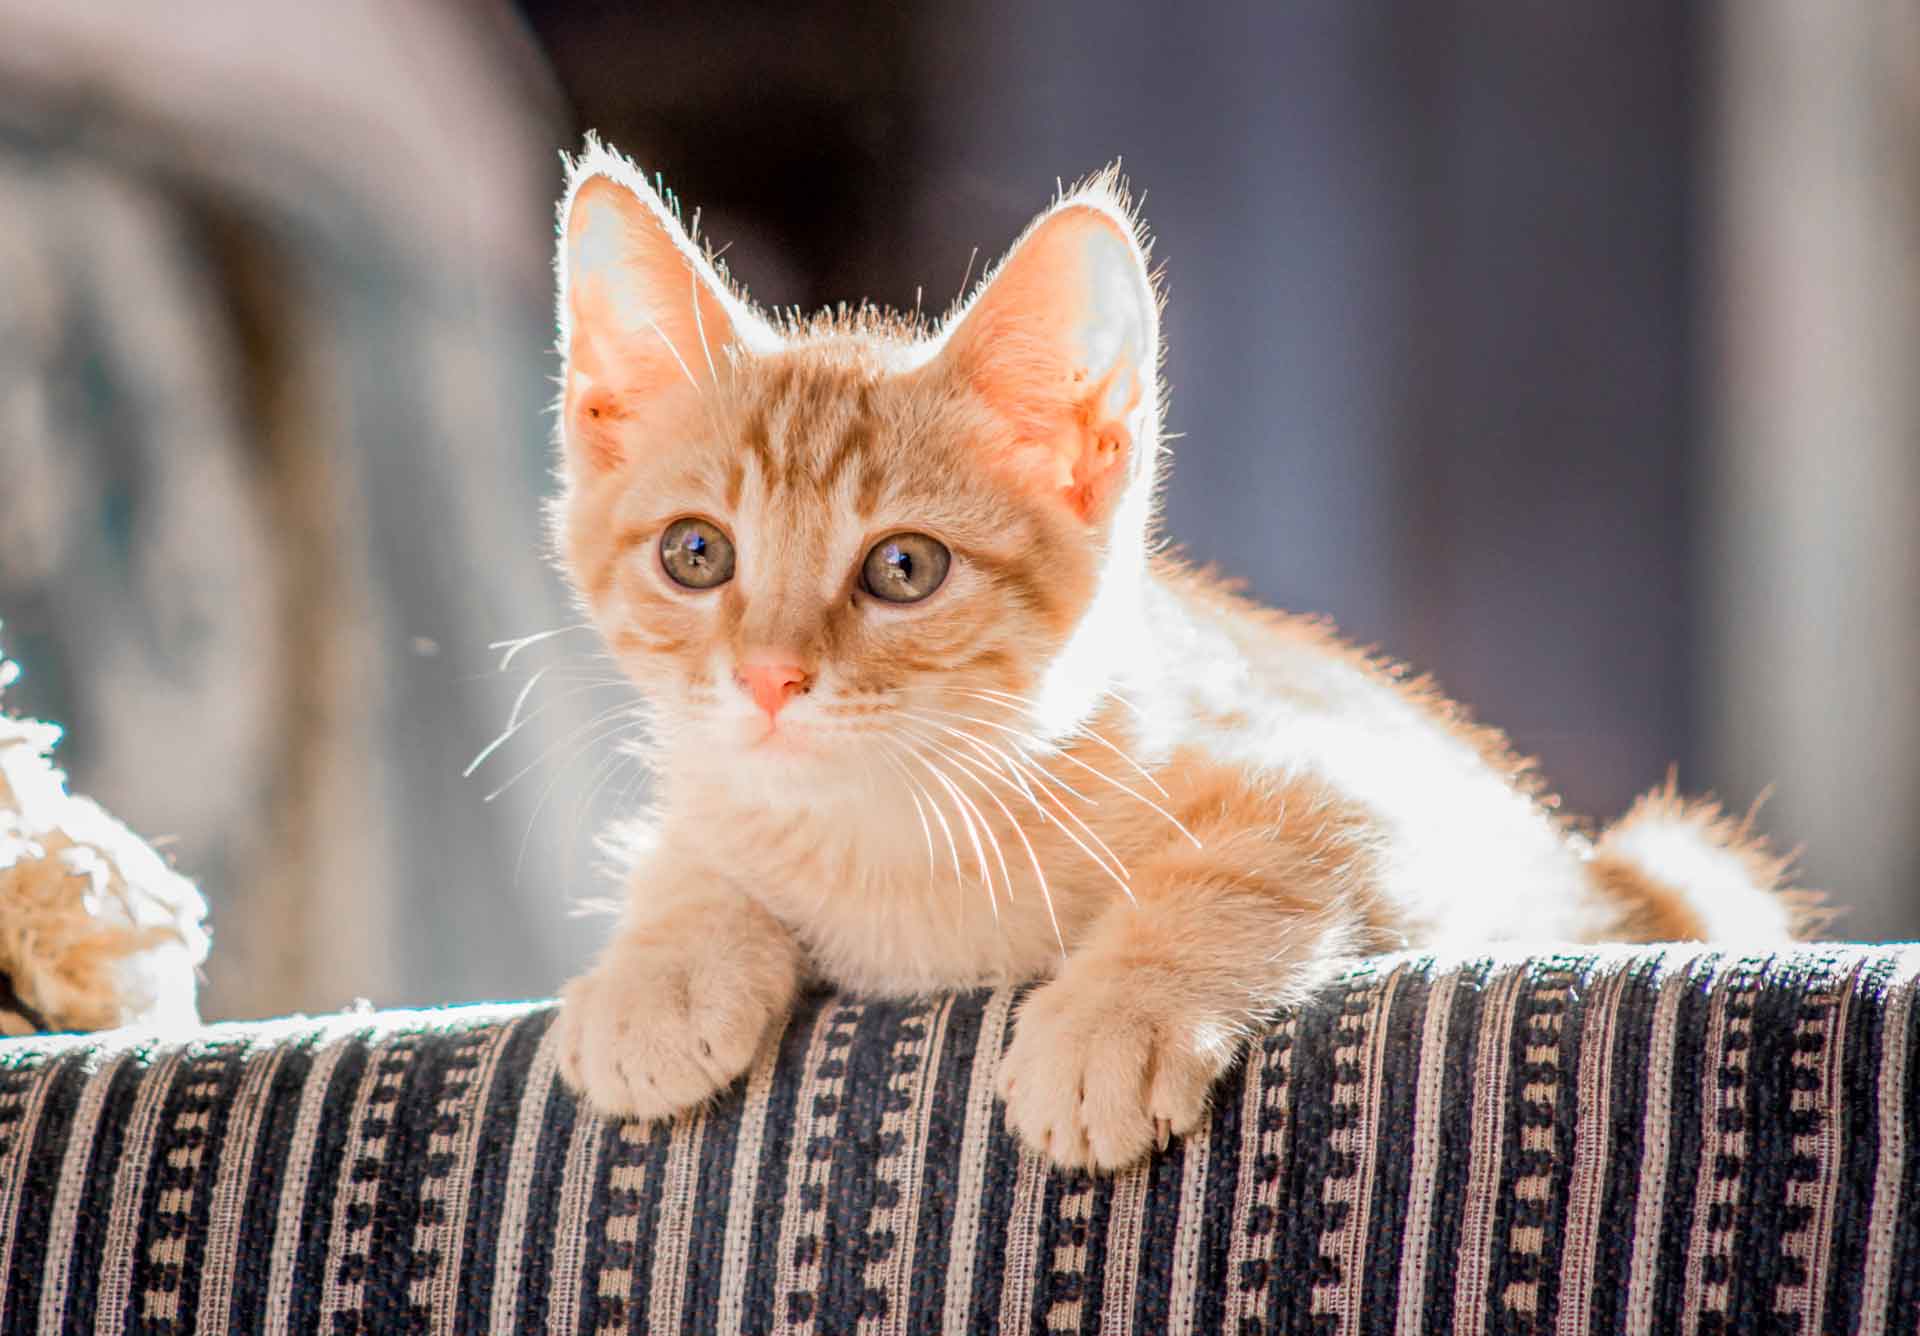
[548,137,1811,1171]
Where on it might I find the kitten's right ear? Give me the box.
[556,140,774,476]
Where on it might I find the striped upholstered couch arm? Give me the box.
[0,946,1914,1334]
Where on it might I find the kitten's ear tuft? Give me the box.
[556,137,773,476]
[934,170,1160,525]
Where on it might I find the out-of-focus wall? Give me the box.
[1705,1,1920,941]
[0,1,619,1016]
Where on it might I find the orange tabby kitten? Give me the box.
[549,137,1808,1171]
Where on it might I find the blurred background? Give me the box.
[0,2,1913,1019]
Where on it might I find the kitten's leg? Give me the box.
[997,774,1377,1171]
[556,855,801,1122]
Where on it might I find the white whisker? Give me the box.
[512,717,645,885]
[918,707,1199,848]
[901,731,1073,954]
[490,623,596,671]
[926,685,1169,797]
[875,743,940,882]
[467,674,639,778]
[482,700,648,803]
[881,738,965,897]
[643,315,701,392]
[891,737,999,921]
[901,717,1134,905]
[688,265,721,383]
[899,713,1133,892]
[904,710,1095,805]
[908,735,1015,914]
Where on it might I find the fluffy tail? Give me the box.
[1587,778,1826,946]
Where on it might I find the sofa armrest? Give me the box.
[0,944,1914,1334]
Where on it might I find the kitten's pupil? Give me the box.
[882,545,910,585]
[861,532,950,604]
[660,517,735,589]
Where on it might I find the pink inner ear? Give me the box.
[561,175,737,476]
[942,205,1151,524]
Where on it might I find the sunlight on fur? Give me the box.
[541,135,1816,1172]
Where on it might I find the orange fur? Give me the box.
[545,138,1816,1171]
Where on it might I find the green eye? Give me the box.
[861,532,950,604]
[660,517,735,589]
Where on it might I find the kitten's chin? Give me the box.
[686,722,877,798]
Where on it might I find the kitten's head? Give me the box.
[552,138,1162,797]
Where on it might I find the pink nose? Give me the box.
[735,659,812,721]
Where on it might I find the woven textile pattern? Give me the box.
[0,946,1915,1334]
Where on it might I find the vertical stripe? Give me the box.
[940,987,1016,1332]
[419,1019,521,1326]
[1036,1171,1097,1332]
[1226,1010,1301,1331]
[1796,956,1862,1335]
[1620,947,1714,1329]
[872,996,953,1336]
[995,1145,1052,1330]
[714,1011,794,1334]
[2,1047,93,1327]
[485,1019,562,1334]
[582,1118,660,1333]
[1584,953,1669,1335]
[1819,952,1900,1333]
[134,1045,244,1331]
[1323,967,1404,1336]
[1190,1052,1250,1336]
[774,1000,865,1329]
[89,1046,189,1334]
[1677,958,1752,1333]
[193,1040,291,1333]
[1164,1105,1215,1335]
[1128,1122,1192,1332]
[1449,961,1528,1332]
[541,1097,606,1336]
[1884,968,1920,1335]
[1554,960,1630,1336]
[1357,963,1437,1335]
[1719,949,1808,1330]
[266,1021,362,1336]
[742,993,833,1325]
[32,1051,135,1329]
[317,1033,420,1328]
[646,1111,708,1332]
[262,1025,364,1335]
[827,999,937,1328]
[1396,967,1462,1336]
[453,1013,558,1330]
[0,1043,77,1329]
[1490,957,1585,1330]
[1416,958,1498,1330]
[902,992,989,1332]
[1098,1166,1152,1332]
[680,1044,750,1336]
[1857,951,1918,1333]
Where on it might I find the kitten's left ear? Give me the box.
[932,172,1159,526]
[556,138,775,477]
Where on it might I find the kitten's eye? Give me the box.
[659,517,736,589]
[861,532,950,604]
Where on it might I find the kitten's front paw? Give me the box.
[556,945,782,1123]
[997,972,1237,1172]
